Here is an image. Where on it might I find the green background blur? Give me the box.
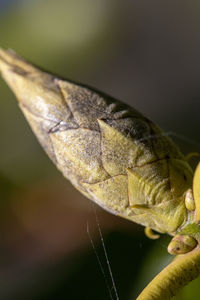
[0,1,200,299]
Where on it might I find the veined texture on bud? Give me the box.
[0,48,194,234]
[0,48,77,165]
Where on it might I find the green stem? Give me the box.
[137,246,200,300]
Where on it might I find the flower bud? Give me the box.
[168,235,197,255]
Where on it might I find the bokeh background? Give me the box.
[0,0,200,299]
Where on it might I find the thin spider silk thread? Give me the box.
[92,205,120,300]
[86,220,114,300]
[138,131,200,148]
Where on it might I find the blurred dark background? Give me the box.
[0,1,200,299]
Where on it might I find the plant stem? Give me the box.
[137,246,200,300]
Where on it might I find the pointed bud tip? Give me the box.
[0,48,10,74]
[0,48,35,77]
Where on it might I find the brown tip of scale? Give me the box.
[0,48,36,76]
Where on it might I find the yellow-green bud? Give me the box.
[168,235,197,255]
[185,189,195,211]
